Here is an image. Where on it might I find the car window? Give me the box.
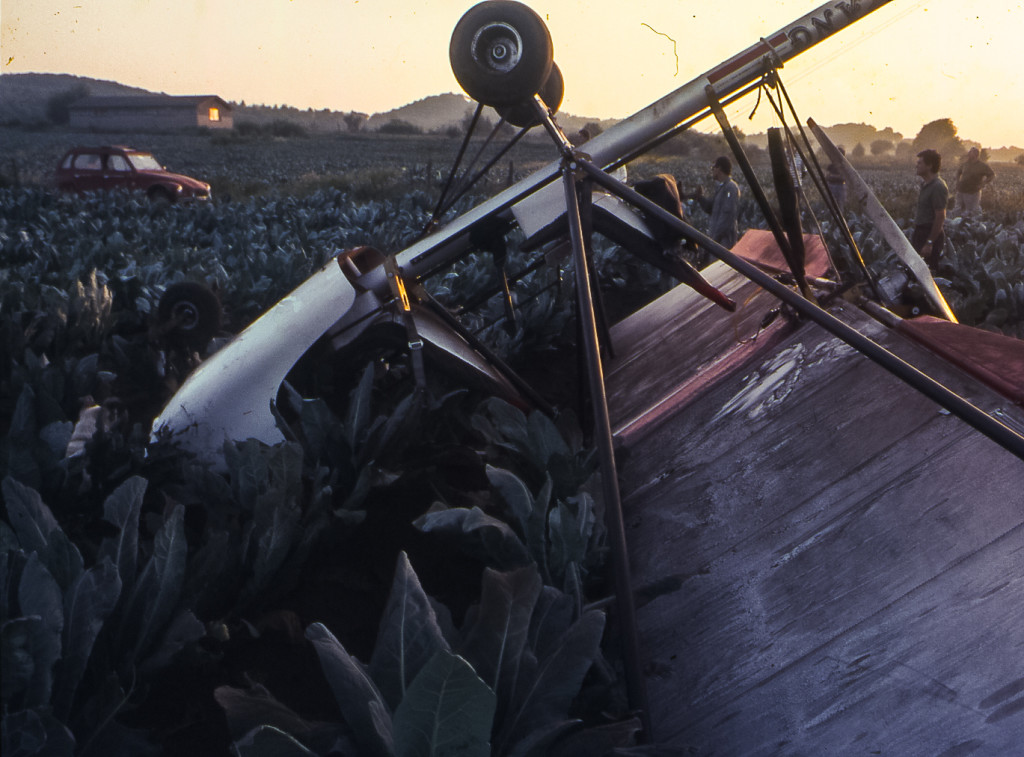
[61,154,74,169]
[128,153,163,171]
[73,153,102,171]
[108,155,131,172]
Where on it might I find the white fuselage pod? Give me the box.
[151,259,356,462]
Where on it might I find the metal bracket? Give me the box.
[384,256,427,390]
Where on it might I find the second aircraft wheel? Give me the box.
[496,62,564,128]
[157,281,221,353]
[449,0,553,108]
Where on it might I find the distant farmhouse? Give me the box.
[69,95,233,131]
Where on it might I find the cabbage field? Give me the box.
[2,125,1022,756]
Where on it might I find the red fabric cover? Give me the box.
[898,315,1024,405]
[731,229,832,279]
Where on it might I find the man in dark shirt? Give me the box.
[911,149,948,269]
[953,147,995,217]
[695,156,740,247]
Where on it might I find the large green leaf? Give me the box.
[305,622,394,757]
[15,553,63,709]
[474,398,529,451]
[53,558,121,720]
[98,476,146,598]
[368,390,427,465]
[251,487,301,592]
[485,466,534,534]
[182,529,244,620]
[3,478,82,594]
[392,650,495,757]
[216,683,319,743]
[232,442,304,605]
[526,411,571,471]
[528,589,575,664]
[298,397,346,465]
[6,386,41,489]
[496,610,606,755]
[225,439,271,512]
[345,363,376,451]
[369,552,451,711]
[138,609,204,674]
[457,566,541,725]
[546,494,596,588]
[414,507,531,569]
[0,707,76,757]
[2,618,40,705]
[117,505,187,663]
[233,725,318,757]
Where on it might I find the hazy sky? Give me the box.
[2,0,1022,147]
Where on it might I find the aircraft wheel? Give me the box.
[157,281,221,352]
[449,1,553,107]
[496,62,564,127]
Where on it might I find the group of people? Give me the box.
[829,145,995,268]
[908,145,995,268]
[672,144,995,274]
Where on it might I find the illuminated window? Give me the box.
[209,107,220,122]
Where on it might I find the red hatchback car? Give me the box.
[56,145,211,202]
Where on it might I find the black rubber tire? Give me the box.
[496,62,564,127]
[157,281,221,352]
[449,1,553,107]
[148,186,175,206]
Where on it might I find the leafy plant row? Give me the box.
[4,344,662,755]
[2,156,1020,755]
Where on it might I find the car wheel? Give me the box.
[449,1,553,108]
[157,282,221,353]
[148,187,175,206]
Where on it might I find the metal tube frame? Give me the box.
[560,160,653,740]
[353,0,897,297]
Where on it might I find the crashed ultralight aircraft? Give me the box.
[152,1,1024,750]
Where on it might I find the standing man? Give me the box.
[695,156,741,248]
[953,147,995,217]
[911,149,948,269]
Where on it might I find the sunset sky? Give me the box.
[2,0,1022,148]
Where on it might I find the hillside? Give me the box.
[0,73,615,136]
[0,73,154,123]
[2,73,1020,161]
[365,92,618,135]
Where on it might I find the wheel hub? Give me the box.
[472,22,523,74]
[171,302,200,330]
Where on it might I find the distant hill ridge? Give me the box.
[0,73,613,135]
[2,73,1020,160]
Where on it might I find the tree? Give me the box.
[1016,154,1024,166]
[895,141,916,160]
[45,83,89,125]
[912,118,965,160]
[870,139,894,156]
[343,112,368,132]
[378,119,422,135]
[852,142,866,159]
